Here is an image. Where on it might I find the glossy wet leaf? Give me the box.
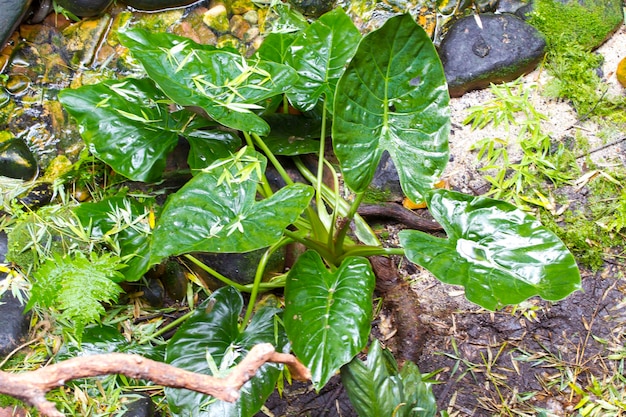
[150,149,313,264]
[165,286,287,417]
[57,325,165,362]
[399,189,581,310]
[262,113,321,155]
[59,77,190,182]
[341,340,436,417]
[119,28,298,135]
[286,7,360,113]
[74,195,152,281]
[333,14,450,201]
[185,129,241,171]
[284,251,375,389]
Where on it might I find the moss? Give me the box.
[363,187,393,203]
[528,0,622,51]
[527,0,626,117]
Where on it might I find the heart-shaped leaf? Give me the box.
[119,28,298,135]
[150,149,313,264]
[284,251,375,389]
[333,14,450,201]
[59,78,189,182]
[341,340,437,417]
[399,189,581,310]
[286,7,361,113]
[165,286,287,417]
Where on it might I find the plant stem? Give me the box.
[334,191,365,254]
[283,229,336,264]
[183,254,248,292]
[241,238,290,330]
[316,99,328,219]
[138,310,194,344]
[337,246,405,262]
[251,133,294,186]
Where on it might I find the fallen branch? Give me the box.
[0,343,310,417]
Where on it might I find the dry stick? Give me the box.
[0,343,310,417]
[575,135,626,159]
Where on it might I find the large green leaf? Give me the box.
[59,78,189,182]
[341,340,437,417]
[284,251,375,389]
[74,195,152,281]
[286,7,361,113]
[119,28,298,135]
[185,129,241,171]
[165,286,287,417]
[150,149,313,264]
[332,14,450,201]
[399,189,582,310]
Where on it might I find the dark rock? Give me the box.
[0,138,38,180]
[0,231,30,357]
[288,0,334,17]
[496,0,532,14]
[192,247,286,288]
[120,393,154,417]
[439,13,546,97]
[53,0,113,17]
[0,0,32,51]
[122,0,200,11]
[365,152,403,203]
[160,260,188,302]
[18,182,53,209]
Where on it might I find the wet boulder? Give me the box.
[54,0,114,17]
[439,13,546,97]
[0,137,38,180]
[0,0,32,52]
[0,231,30,357]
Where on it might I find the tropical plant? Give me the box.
[14,6,582,416]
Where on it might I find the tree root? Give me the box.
[0,343,310,417]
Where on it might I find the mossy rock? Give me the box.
[527,0,623,51]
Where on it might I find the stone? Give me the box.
[0,137,38,180]
[0,0,33,51]
[203,4,230,33]
[365,152,404,203]
[191,247,286,288]
[54,0,114,17]
[0,231,30,358]
[120,393,154,417]
[439,13,546,97]
[288,0,334,18]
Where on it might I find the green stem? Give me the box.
[244,131,274,197]
[251,133,294,186]
[316,99,328,218]
[138,310,194,345]
[283,229,336,264]
[337,246,405,263]
[183,254,247,292]
[241,238,290,330]
[334,191,365,254]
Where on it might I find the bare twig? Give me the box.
[0,343,310,417]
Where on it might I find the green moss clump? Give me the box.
[527,0,626,117]
[363,187,393,203]
[528,0,622,51]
